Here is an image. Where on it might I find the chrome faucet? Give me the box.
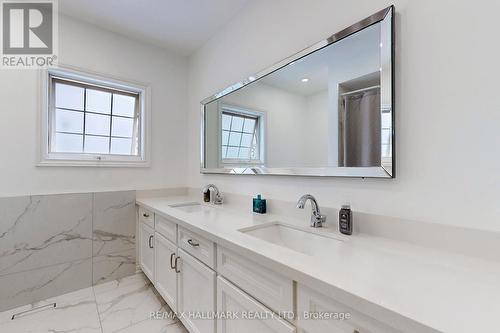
[296,194,326,228]
[202,184,223,205]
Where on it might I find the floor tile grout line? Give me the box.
[92,273,178,329]
[131,315,182,330]
[91,285,105,333]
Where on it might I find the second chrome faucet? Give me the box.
[296,194,326,228]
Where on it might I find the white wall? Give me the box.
[0,15,188,197]
[187,0,500,232]
[304,90,329,166]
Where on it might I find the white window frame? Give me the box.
[38,65,151,167]
[219,104,266,166]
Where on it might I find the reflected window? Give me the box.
[221,106,263,164]
[381,108,392,159]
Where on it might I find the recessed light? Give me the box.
[301,78,309,83]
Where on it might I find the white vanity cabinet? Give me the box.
[156,214,177,244]
[217,277,295,333]
[217,247,293,314]
[138,206,154,228]
[179,226,216,268]
[137,203,403,333]
[139,220,155,281]
[297,284,400,333]
[138,206,216,333]
[155,232,178,311]
[177,248,216,333]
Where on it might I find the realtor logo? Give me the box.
[1,0,58,68]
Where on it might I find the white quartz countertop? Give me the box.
[136,196,500,333]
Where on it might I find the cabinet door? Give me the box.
[139,222,155,282]
[217,277,296,333]
[177,249,216,333]
[155,232,177,311]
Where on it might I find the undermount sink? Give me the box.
[169,202,214,213]
[239,222,345,256]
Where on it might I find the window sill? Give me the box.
[37,158,150,168]
[221,162,265,167]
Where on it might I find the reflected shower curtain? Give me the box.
[339,89,381,167]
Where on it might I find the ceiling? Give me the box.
[59,0,250,55]
[260,23,380,96]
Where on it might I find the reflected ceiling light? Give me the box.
[301,78,309,83]
[248,76,256,81]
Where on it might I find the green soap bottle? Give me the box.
[253,194,267,214]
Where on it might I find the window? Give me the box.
[381,108,392,160]
[39,68,150,166]
[220,105,264,164]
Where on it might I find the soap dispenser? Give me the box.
[253,194,267,214]
[339,205,352,235]
[203,190,211,203]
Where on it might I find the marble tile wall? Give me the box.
[92,191,137,285]
[0,190,137,312]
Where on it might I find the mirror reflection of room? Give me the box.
[204,19,392,174]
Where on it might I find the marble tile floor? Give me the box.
[0,273,187,333]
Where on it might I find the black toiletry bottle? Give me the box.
[339,205,352,235]
[203,190,211,203]
[253,194,267,214]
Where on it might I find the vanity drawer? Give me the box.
[217,276,296,333]
[297,284,400,333]
[155,214,177,244]
[217,247,293,314]
[138,206,154,228]
[178,226,215,268]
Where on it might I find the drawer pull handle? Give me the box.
[187,239,200,247]
[148,235,154,248]
[170,253,176,269]
[174,256,181,273]
[143,213,150,218]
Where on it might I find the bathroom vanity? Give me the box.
[136,196,498,333]
[137,199,394,333]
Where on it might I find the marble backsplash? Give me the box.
[0,190,137,312]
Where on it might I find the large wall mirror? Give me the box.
[201,6,394,178]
